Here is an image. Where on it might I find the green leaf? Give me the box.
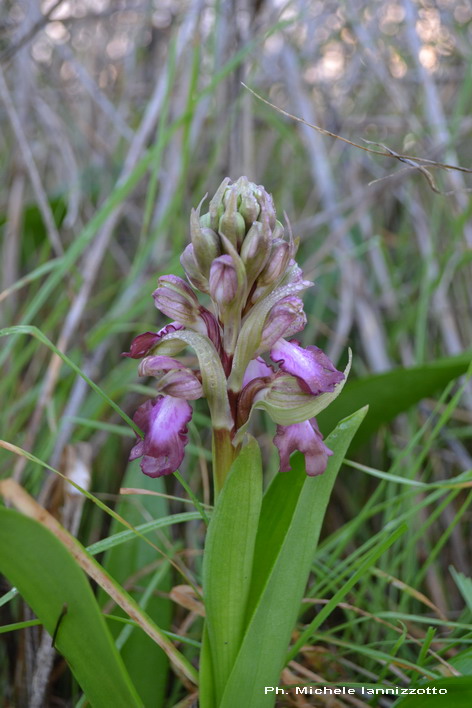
[392,677,472,707]
[0,508,143,708]
[201,437,263,706]
[318,352,472,448]
[218,407,368,708]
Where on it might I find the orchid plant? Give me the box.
[125,177,349,493]
[124,177,365,707]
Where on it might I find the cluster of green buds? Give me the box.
[182,177,297,356]
[125,177,348,493]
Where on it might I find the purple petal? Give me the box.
[242,357,274,388]
[273,418,332,476]
[138,355,187,375]
[237,357,274,429]
[152,275,202,326]
[180,243,209,293]
[123,322,184,359]
[157,370,203,400]
[270,339,344,395]
[258,296,307,354]
[138,356,203,399]
[158,274,199,300]
[123,332,161,359]
[130,395,192,477]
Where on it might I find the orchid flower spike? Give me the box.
[124,177,349,487]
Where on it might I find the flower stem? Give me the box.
[212,428,237,499]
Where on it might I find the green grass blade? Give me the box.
[86,511,203,555]
[0,508,143,708]
[450,567,472,614]
[0,326,139,434]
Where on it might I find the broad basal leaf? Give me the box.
[0,508,143,708]
[201,437,263,706]
[219,407,368,708]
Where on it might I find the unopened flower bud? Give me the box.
[138,356,203,401]
[190,208,220,277]
[240,219,271,286]
[209,254,239,306]
[238,177,261,226]
[180,243,209,293]
[157,274,197,299]
[138,354,186,376]
[257,296,307,354]
[223,183,239,208]
[209,177,231,230]
[152,273,197,317]
[218,186,246,249]
[251,239,291,302]
[272,220,285,240]
[261,240,291,284]
[258,190,276,229]
[155,368,203,400]
[199,212,212,228]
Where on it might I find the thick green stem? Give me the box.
[212,428,238,499]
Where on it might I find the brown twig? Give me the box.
[242,82,472,194]
[0,0,66,64]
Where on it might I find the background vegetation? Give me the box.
[1,0,471,705]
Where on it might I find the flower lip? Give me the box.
[129,395,192,477]
[270,338,344,395]
[123,322,184,359]
[274,417,333,476]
